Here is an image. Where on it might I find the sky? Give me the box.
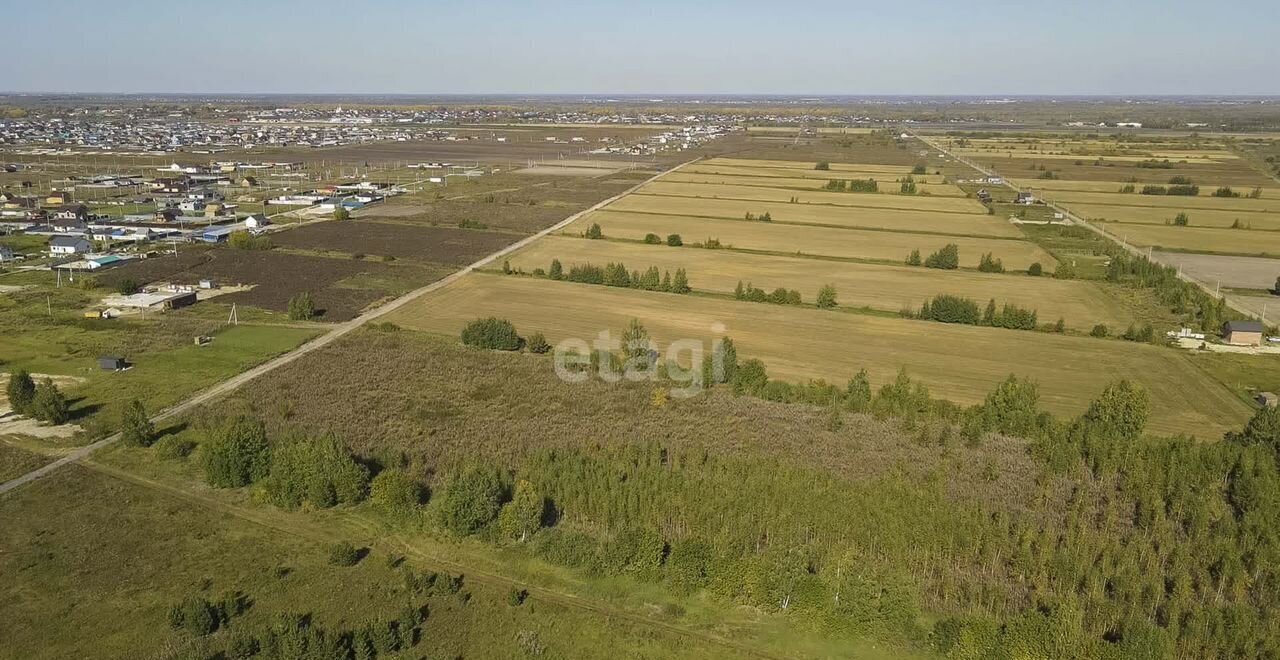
[5,0,1279,96]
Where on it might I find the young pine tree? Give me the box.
[121,399,156,447]
[6,369,36,416]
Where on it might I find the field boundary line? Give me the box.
[0,160,697,498]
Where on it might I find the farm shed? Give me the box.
[99,356,127,371]
[1223,320,1265,346]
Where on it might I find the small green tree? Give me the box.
[905,249,922,266]
[548,259,563,280]
[1028,262,1043,276]
[585,223,603,239]
[816,284,838,309]
[116,278,142,295]
[671,269,691,294]
[924,244,960,269]
[497,479,544,542]
[328,541,361,566]
[120,399,156,447]
[6,369,36,416]
[438,466,503,536]
[1172,212,1190,226]
[287,292,316,320]
[333,207,351,221]
[167,597,220,636]
[643,233,662,244]
[202,416,271,488]
[1090,324,1109,337]
[29,378,70,425]
[814,161,831,171]
[845,369,872,412]
[666,233,683,247]
[369,468,423,517]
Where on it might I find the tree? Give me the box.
[461,317,521,350]
[845,369,872,412]
[287,292,316,320]
[666,234,683,247]
[905,249,922,266]
[202,416,271,488]
[585,223,603,239]
[732,359,769,395]
[924,244,960,269]
[1226,405,1280,454]
[1090,324,1109,337]
[978,252,1004,273]
[115,278,141,295]
[1028,262,1043,276]
[643,233,662,244]
[548,259,563,280]
[497,479,544,542]
[815,161,831,171]
[911,164,928,175]
[167,597,220,636]
[29,378,69,425]
[228,231,271,250]
[121,399,156,447]
[369,468,423,517]
[816,284,838,309]
[1172,212,1190,226]
[621,318,652,363]
[439,465,503,535]
[6,369,35,416]
[1075,380,1149,442]
[671,268,690,294]
[333,207,351,221]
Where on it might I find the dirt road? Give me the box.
[0,160,693,497]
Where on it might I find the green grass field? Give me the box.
[0,464,786,660]
[386,274,1250,438]
[568,210,1052,268]
[507,235,1131,330]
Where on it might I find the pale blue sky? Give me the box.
[5,0,1278,95]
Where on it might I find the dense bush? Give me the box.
[370,468,424,517]
[261,433,370,509]
[121,399,156,447]
[919,295,981,324]
[977,252,1004,273]
[461,317,522,351]
[327,541,361,566]
[29,378,69,425]
[666,233,683,247]
[287,292,316,321]
[202,416,271,488]
[5,369,35,416]
[815,284,838,309]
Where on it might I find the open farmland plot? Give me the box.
[665,170,959,195]
[1029,189,1280,214]
[272,221,520,264]
[386,275,1248,438]
[571,211,1049,268]
[605,196,1019,238]
[702,157,915,174]
[1069,203,1280,230]
[1152,251,1280,290]
[683,162,918,182]
[1097,223,1280,257]
[973,156,1272,186]
[98,248,449,321]
[638,181,984,213]
[506,235,1130,329]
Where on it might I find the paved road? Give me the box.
[909,130,1264,322]
[0,160,694,497]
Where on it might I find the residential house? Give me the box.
[49,235,92,255]
[45,190,73,206]
[1223,320,1265,346]
[1014,192,1035,205]
[243,213,270,229]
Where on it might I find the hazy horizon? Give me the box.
[7,0,1279,96]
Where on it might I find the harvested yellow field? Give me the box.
[568,211,1054,268]
[1070,204,1280,230]
[1098,223,1280,256]
[604,196,1020,238]
[1016,178,1280,197]
[954,149,1236,163]
[702,158,914,174]
[636,181,986,214]
[507,235,1130,330]
[684,163,918,182]
[1035,190,1280,214]
[665,170,958,192]
[387,275,1248,438]
[746,126,877,134]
